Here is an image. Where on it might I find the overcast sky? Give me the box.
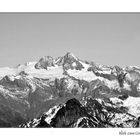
[0,13,140,67]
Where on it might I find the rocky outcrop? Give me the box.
[55,52,84,70]
[35,56,55,70]
[20,97,140,128]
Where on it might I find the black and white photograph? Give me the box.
[0,12,140,128]
[0,1,140,139]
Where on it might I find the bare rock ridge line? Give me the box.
[0,52,140,127]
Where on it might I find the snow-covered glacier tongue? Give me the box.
[0,52,140,127]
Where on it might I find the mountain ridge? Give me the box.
[0,52,140,127]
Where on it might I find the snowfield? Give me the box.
[110,96,140,117]
[0,67,17,79]
[0,62,64,80]
[123,97,140,117]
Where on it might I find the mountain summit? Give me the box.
[35,56,55,70]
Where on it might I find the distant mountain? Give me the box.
[0,52,140,127]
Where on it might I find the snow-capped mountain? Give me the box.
[0,52,140,127]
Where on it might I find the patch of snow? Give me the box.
[28,80,36,92]
[111,113,134,125]
[23,62,64,79]
[31,118,41,127]
[96,98,104,104]
[103,79,120,90]
[97,70,111,75]
[45,105,61,124]
[67,61,98,81]
[8,75,15,81]
[123,81,131,91]
[74,117,88,127]
[0,85,5,92]
[65,78,75,89]
[110,97,123,105]
[72,62,76,67]
[68,52,78,60]
[67,69,98,82]
[110,96,140,117]
[48,95,54,100]
[80,61,90,70]
[125,73,133,81]
[123,97,140,117]
[137,83,140,92]
[55,57,61,63]
[129,66,140,69]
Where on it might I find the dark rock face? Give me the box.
[63,52,84,70]
[20,98,87,128]
[117,73,127,88]
[111,66,127,87]
[55,56,64,66]
[55,52,84,70]
[36,115,50,128]
[35,52,84,71]
[112,66,123,75]
[20,97,140,128]
[118,94,129,100]
[35,56,54,70]
[19,71,28,76]
[50,98,87,127]
[0,75,28,89]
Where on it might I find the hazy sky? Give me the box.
[0,13,140,67]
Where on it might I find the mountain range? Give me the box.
[0,52,140,127]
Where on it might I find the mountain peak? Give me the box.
[40,56,53,61]
[64,52,78,60]
[35,56,54,70]
[61,52,85,70]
